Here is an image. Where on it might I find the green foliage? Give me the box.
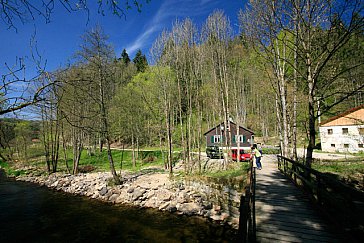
[0,160,9,170]
[133,49,148,72]
[0,118,41,161]
[0,160,27,176]
[120,48,131,65]
[261,147,281,154]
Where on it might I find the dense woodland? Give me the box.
[1,0,363,183]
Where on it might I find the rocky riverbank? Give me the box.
[16,170,243,229]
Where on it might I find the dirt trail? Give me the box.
[296,148,356,160]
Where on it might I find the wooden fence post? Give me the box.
[238,194,247,242]
[316,174,322,205]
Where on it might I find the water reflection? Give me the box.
[0,180,237,242]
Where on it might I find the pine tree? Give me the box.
[121,49,131,65]
[133,49,148,72]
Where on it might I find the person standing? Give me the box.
[251,144,262,170]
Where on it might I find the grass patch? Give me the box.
[18,147,169,173]
[261,147,280,155]
[312,160,364,190]
[185,162,250,190]
[78,149,167,172]
[0,160,28,176]
[204,162,250,179]
[312,161,364,175]
[4,143,252,183]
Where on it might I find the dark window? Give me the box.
[344,144,349,148]
[359,128,364,135]
[331,144,335,147]
[234,135,246,143]
[358,144,363,148]
[327,129,333,135]
[342,128,348,134]
[213,135,221,143]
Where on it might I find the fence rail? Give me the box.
[277,155,364,240]
[238,160,256,242]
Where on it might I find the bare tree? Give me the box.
[38,73,61,173]
[0,0,149,30]
[240,1,294,158]
[292,0,364,167]
[76,25,121,183]
[240,0,364,167]
[202,10,233,168]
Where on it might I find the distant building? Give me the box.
[319,105,364,153]
[204,121,254,149]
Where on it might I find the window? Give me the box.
[359,128,364,135]
[331,144,335,148]
[358,144,363,148]
[327,129,333,135]
[342,128,348,134]
[234,135,246,143]
[344,144,349,148]
[213,135,221,143]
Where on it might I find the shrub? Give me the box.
[143,155,156,163]
[78,165,96,173]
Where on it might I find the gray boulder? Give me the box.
[131,188,146,201]
[99,186,108,196]
[177,202,202,216]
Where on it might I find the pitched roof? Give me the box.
[203,121,255,135]
[320,104,364,126]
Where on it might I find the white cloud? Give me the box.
[125,0,218,57]
[125,25,159,56]
[125,1,171,56]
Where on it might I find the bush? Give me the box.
[262,147,281,154]
[78,165,96,173]
[143,155,156,163]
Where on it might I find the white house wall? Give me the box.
[319,125,364,153]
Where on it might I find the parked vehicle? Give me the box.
[206,146,224,159]
[231,149,252,162]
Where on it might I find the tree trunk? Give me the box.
[132,132,136,168]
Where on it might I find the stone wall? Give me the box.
[16,171,245,229]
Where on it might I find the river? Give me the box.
[0,179,238,242]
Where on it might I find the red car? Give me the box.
[231,149,252,162]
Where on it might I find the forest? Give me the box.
[1,0,363,183]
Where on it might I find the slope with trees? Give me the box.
[1,2,363,182]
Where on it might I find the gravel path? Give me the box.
[296,148,356,160]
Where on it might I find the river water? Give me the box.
[0,180,238,242]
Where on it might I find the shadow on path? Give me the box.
[254,155,342,242]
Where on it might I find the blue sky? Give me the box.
[1,0,245,78]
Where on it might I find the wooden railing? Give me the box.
[277,155,364,240]
[238,160,256,243]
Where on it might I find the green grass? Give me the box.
[3,143,252,184]
[0,160,9,170]
[312,161,364,175]
[261,147,281,154]
[204,162,250,179]
[185,162,250,190]
[76,149,167,172]
[13,146,169,173]
[312,160,364,191]
[0,160,28,176]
